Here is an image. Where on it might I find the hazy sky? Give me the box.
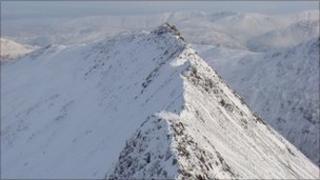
[2,1,319,20]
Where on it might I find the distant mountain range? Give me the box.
[3,10,318,49]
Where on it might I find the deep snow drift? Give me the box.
[1,24,319,179]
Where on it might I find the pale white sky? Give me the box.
[2,1,319,20]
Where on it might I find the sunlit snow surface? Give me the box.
[0,38,35,61]
[196,37,320,166]
[1,24,319,179]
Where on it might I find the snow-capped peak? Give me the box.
[105,24,319,179]
[1,24,319,179]
[151,23,185,40]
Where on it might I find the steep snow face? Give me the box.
[0,38,34,61]
[107,42,319,179]
[1,24,187,178]
[201,38,320,166]
[1,24,319,179]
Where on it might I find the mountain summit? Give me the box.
[1,24,319,179]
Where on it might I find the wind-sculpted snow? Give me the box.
[243,38,320,166]
[199,37,320,166]
[1,24,319,179]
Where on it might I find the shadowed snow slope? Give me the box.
[1,24,319,179]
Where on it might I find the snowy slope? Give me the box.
[1,24,319,179]
[0,38,34,61]
[199,37,320,166]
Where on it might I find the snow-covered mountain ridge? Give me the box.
[199,36,320,166]
[1,24,319,179]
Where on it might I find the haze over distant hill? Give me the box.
[2,10,318,49]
